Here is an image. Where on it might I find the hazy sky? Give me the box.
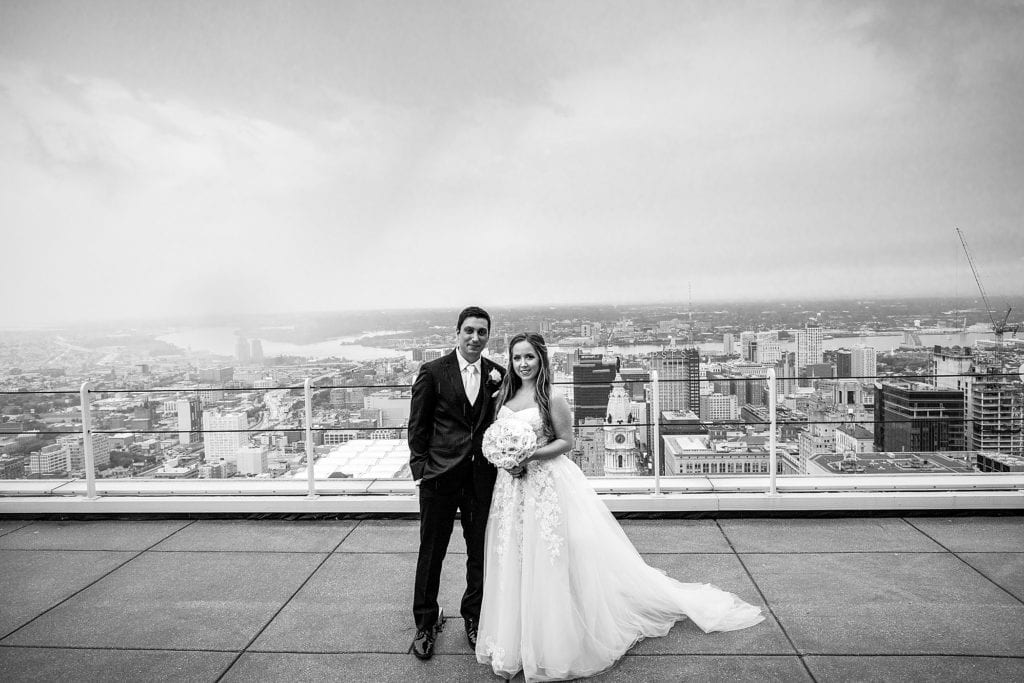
[2,0,1022,326]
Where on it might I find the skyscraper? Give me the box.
[235,335,251,364]
[874,380,965,452]
[250,339,264,365]
[202,410,249,465]
[723,333,735,356]
[836,350,853,378]
[650,346,700,413]
[740,332,756,362]
[796,324,823,371]
[969,378,1023,455]
[851,345,876,381]
[755,331,782,364]
[571,351,618,424]
[176,397,203,445]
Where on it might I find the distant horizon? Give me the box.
[3,292,1021,332]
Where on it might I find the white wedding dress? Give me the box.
[476,405,764,681]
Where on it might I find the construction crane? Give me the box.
[955,227,1018,343]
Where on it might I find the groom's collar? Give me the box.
[454,348,481,372]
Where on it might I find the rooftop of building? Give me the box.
[0,514,1021,681]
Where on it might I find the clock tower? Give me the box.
[604,373,640,475]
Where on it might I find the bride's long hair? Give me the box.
[494,332,555,441]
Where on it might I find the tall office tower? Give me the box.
[969,378,1023,455]
[202,410,249,465]
[773,352,797,396]
[540,320,552,335]
[603,375,640,475]
[235,335,251,364]
[723,333,735,356]
[796,324,823,371]
[755,332,782,364]
[740,332,756,362]
[571,351,618,424]
[836,350,853,378]
[55,434,112,470]
[176,397,204,445]
[873,381,965,453]
[250,339,264,365]
[650,346,700,413]
[932,345,974,392]
[581,322,594,340]
[851,345,877,381]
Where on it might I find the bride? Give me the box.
[476,332,764,681]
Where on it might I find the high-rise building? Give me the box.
[755,331,782,364]
[723,333,735,356]
[202,410,249,465]
[250,339,264,365]
[968,378,1023,455]
[650,346,700,413]
[796,324,823,371]
[740,332,756,362]
[701,392,739,421]
[56,434,112,471]
[836,350,853,378]
[176,397,203,445]
[874,380,965,453]
[28,444,71,476]
[571,351,618,424]
[851,345,876,381]
[932,346,974,392]
[774,352,797,396]
[235,336,251,364]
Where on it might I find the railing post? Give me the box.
[80,382,97,499]
[304,378,317,498]
[767,368,778,496]
[651,370,661,495]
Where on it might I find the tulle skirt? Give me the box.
[475,455,764,682]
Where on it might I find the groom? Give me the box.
[408,306,504,660]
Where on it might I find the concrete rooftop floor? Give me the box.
[0,515,1022,682]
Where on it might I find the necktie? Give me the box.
[465,364,479,405]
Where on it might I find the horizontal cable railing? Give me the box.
[2,367,1021,502]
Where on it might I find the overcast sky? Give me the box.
[2,0,1022,326]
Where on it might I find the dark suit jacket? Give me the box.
[408,350,504,488]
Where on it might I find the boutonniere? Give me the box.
[488,368,502,383]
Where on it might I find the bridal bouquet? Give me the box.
[482,417,537,470]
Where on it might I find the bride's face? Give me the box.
[511,340,541,382]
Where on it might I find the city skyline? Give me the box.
[2,1,1022,326]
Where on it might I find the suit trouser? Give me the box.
[413,470,489,632]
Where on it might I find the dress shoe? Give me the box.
[412,609,445,660]
[411,628,435,660]
[465,617,479,650]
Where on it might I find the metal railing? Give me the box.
[1,367,1021,507]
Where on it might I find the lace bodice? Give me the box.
[497,404,548,446]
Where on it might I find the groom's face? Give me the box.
[457,316,490,363]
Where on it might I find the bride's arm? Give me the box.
[523,393,574,462]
